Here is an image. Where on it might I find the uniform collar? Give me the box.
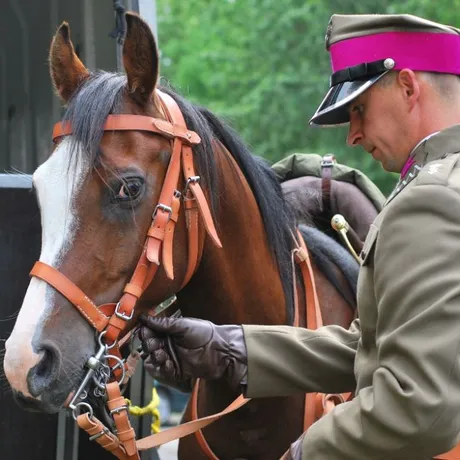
[411,124,460,167]
[386,124,460,207]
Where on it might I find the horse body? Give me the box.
[3,12,359,460]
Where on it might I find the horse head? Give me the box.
[3,12,217,414]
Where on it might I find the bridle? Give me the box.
[29,89,224,456]
[32,88,221,351]
[27,89,346,459]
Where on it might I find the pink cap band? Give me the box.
[330,31,460,75]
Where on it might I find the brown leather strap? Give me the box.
[135,394,249,450]
[182,145,222,249]
[191,379,219,460]
[162,191,182,280]
[294,231,323,330]
[146,134,183,265]
[30,262,110,332]
[182,197,200,288]
[53,115,201,145]
[320,154,335,223]
[77,413,128,460]
[107,382,140,459]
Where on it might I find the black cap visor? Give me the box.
[309,71,389,127]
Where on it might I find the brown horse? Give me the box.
[3,12,359,460]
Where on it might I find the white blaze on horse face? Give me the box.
[4,138,89,397]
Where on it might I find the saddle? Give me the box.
[272,153,386,256]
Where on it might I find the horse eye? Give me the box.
[116,179,143,202]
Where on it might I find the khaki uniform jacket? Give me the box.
[243,124,460,459]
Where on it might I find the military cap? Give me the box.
[310,14,460,126]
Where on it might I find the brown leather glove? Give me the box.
[138,315,248,392]
[280,432,306,460]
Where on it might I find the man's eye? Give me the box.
[352,104,364,115]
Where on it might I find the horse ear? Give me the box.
[123,12,159,106]
[49,22,89,103]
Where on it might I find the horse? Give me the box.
[3,12,360,460]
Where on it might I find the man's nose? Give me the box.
[347,119,363,146]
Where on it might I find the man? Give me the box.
[139,14,460,459]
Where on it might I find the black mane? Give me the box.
[62,72,297,323]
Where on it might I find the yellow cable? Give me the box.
[125,387,162,434]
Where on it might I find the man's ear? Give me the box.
[397,69,420,109]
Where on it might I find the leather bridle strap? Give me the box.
[30,261,110,332]
[158,90,222,286]
[53,114,201,145]
[77,413,129,459]
[106,382,139,459]
[136,395,249,450]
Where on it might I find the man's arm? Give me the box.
[243,320,360,397]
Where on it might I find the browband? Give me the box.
[52,114,202,145]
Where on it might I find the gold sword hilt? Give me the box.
[331,214,361,263]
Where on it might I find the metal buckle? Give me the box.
[320,154,336,168]
[152,203,172,219]
[115,302,134,321]
[89,427,110,441]
[183,176,200,196]
[110,405,128,416]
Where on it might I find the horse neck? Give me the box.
[178,146,290,326]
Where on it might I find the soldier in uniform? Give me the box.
[139,14,460,459]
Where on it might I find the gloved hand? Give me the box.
[280,432,306,460]
[138,315,248,392]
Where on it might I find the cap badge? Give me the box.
[384,58,395,70]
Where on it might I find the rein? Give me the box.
[29,90,346,459]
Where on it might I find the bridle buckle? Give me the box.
[114,302,134,321]
[152,203,172,219]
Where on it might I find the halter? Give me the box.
[29,89,344,459]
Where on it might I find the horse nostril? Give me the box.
[27,342,61,397]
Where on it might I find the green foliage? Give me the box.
[156,0,460,196]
